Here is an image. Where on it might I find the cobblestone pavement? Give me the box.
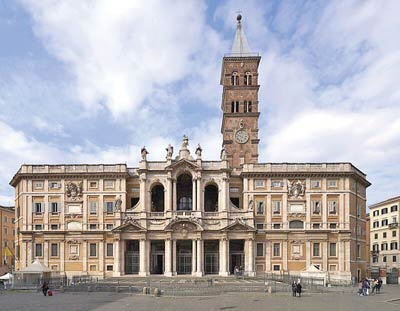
[1,285,399,311]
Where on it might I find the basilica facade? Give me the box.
[11,16,370,283]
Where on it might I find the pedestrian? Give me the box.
[376,277,383,294]
[357,280,363,296]
[371,278,378,294]
[41,281,49,296]
[296,282,302,297]
[362,278,369,296]
[291,281,297,297]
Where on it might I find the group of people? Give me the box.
[357,277,383,296]
[291,281,302,297]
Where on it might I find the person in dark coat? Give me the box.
[291,281,297,297]
[296,282,302,297]
[41,281,49,296]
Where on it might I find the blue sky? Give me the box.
[1,0,399,206]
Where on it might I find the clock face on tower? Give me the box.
[235,130,249,144]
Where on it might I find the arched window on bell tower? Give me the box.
[231,72,239,86]
[244,72,252,86]
[177,174,192,210]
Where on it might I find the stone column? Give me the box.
[113,239,121,276]
[339,240,344,272]
[282,241,288,271]
[139,174,147,212]
[282,193,288,229]
[172,240,177,275]
[219,238,229,276]
[265,241,271,272]
[222,177,228,211]
[192,179,197,211]
[60,241,65,273]
[306,193,311,230]
[322,194,328,229]
[172,180,177,212]
[44,191,49,230]
[139,239,147,276]
[27,195,32,231]
[192,239,197,275]
[345,240,351,272]
[339,193,345,229]
[166,177,172,213]
[322,241,328,271]
[82,241,87,273]
[248,239,254,276]
[99,240,104,273]
[165,239,172,276]
[196,239,203,276]
[306,241,311,268]
[196,178,201,212]
[243,178,249,210]
[44,241,49,266]
[266,195,272,229]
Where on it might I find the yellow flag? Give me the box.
[5,247,12,257]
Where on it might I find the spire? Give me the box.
[231,14,252,56]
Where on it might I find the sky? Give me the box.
[0,0,399,207]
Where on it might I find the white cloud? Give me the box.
[20,0,221,119]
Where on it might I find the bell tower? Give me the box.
[220,15,261,168]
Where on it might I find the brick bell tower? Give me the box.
[220,14,261,168]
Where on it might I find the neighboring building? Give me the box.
[0,205,15,275]
[366,213,370,277]
[10,15,370,284]
[369,196,400,284]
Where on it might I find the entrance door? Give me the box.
[387,268,399,284]
[125,240,139,274]
[177,240,192,275]
[204,240,219,274]
[229,240,245,274]
[150,241,165,274]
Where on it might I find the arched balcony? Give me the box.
[177,174,193,211]
[151,184,165,212]
[204,184,218,212]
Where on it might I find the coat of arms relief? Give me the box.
[287,180,305,199]
[65,181,83,201]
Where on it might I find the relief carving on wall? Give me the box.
[65,181,83,201]
[288,180,305,199]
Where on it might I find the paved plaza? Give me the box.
[1,285,399,311]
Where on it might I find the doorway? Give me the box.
[125,240,139,274]
[229,240,244,274]
[204,240,219,274]
[177,240,192,274]
[150,241,165,274]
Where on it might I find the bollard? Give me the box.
[268,286,272,294]
[115,286,119,293]
[143,287,148,295]
[154,288,161,297]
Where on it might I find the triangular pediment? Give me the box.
[165,159,201,171]
[112,221,147,232]
[222,219,256,232]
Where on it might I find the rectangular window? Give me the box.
[106,265,113,271]
[381,243,388,251]
[329,243,337,257]
[49,181,61,189]
[104,202,114,214]
[89,243,97,257]
[393,231,397,237]
[89,201,98,215]
[51,224,59,230]
[271,181,283,188]
[34,202,43,214]
[272,201,281,214]
[328,180,338,188]
[256,223,264,230]
[273,223,281,229]
[373,221,379,228]
[256,243,264,257]
[256,201,264,215]
[382,219,388,226]
[105,180,115,189]
[311,180,321,188]
[372,257,378,263]
[313,243,320,257]
[312,223,320,229]
[34,181,44,190]
[329,223,337,229]
[381,208,388,214]
[373,210,379,217]
[106,224,113,230]
[273,265,280,271]
[89,181,98,188]
[106,243,113,257]
[89,224,97,230]
[51,202,60,214]
[273,243,280,257]
[383,232,387,238]
[356,244,360,258]
[390,242,398,250]
[328,201,337,214]
[374,233,378,239]
[312,201,321,214]
[383,256,387,263]
[393,256,397,262]
[35,224,43,230]
[4,228,8,235]
[51,243,58,257]
[35,243,43,257]
[4,216,7,223]
[391,205,398,212]
[255,180,265,188]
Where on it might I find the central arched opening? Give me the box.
[177,173,192,210]
[204,184,218,212]
[151,184,165,212]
